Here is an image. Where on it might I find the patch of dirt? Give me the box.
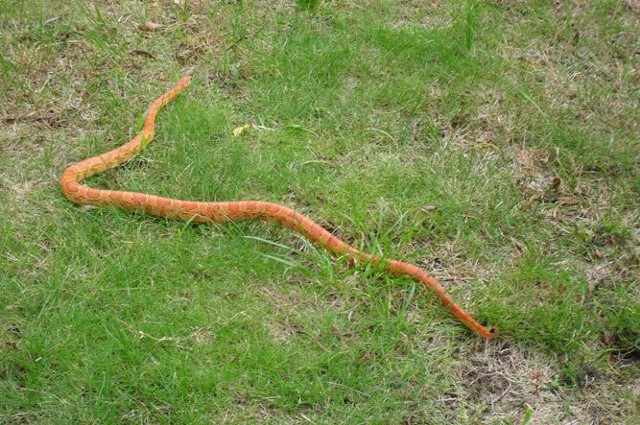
[509,145,560,205]
[394,0,455,30]
[260,287,304,346]
[448,341,638,423]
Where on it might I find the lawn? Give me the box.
[1,0,638,423]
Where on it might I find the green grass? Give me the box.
[1,1,638,423]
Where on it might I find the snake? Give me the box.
[60,76,497,339]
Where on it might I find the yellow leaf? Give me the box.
[232,124,251,137]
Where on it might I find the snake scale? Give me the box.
[60,76,497,339]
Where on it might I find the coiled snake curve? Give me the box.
[60,76,497,339]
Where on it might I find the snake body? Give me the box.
[60,76,497,339]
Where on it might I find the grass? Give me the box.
[1,0,638,423]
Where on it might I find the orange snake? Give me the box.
[60,76,497,339]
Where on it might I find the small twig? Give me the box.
[493,382,511,404]
[137,330,193,351]
[296,330,327,351]
[226,20,271,51]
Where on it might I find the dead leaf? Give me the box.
[529,370,545,391]
[141,21,163,32]
[549,176,561,191]
[2,341,18,351]
[131,49,155,58]
[125,60,142,70]
[331,326,357,340]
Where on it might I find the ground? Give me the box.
[1,1,638,423]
